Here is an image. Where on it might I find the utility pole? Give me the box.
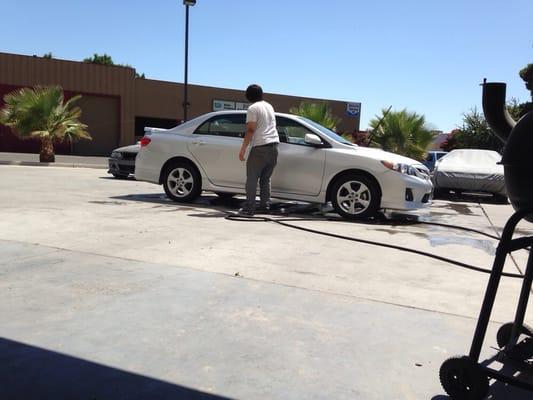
[182,1,196,122]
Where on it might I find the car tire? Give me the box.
[432,187,446,198]
[162,161,201,203]
[493,194,508,204]
[331,173,380,220]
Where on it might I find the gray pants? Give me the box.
[245,143,279,211]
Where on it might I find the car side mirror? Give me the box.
[304,133,324,147]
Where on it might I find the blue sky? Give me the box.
[2,0,532,132]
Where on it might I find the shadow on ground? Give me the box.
[109,193,433,227]
[0,337,233,400]
[433,189,508,205]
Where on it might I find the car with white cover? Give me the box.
[135,111,433,220]
[432,149,507,201]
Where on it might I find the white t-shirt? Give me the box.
[246,100,279,147]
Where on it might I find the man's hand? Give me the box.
[239,121,256,161]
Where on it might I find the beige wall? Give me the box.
[0,52,134,151]
[0,52,361,154]
[135,79,361,133]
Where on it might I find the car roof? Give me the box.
[199,110,301,119]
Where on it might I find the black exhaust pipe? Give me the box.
[482,81,516,143]
[482,80,533,221]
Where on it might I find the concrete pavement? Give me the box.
[1,164,532,399]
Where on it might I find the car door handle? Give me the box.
[191,140,206,145]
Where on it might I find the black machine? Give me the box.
[439,82,533,399]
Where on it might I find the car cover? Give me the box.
[433,149,506,195]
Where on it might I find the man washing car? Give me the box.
[238,84,280,216]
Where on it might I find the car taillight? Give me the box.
[140,136,151,147]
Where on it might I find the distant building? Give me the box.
[429,131,449,150]
[0,52,362,156]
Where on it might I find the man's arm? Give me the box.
[239,121,256,161]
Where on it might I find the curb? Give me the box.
[0,160,107,170]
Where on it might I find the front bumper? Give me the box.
[433,171,506,195]
[108,158,135,176]
[379,171,433,211]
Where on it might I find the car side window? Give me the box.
[276,116,318,146]
[194,114,246,138]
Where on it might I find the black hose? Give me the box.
[224,214,524,279]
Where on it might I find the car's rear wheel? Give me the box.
[162,161,201,203]
[331,174,380,220]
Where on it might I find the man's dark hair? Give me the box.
[245,84,263,102]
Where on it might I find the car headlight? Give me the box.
[381,160,417,176]
[111,151,122,159]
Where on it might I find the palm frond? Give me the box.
[0,86,92,144]
[369,108,435,160]
[289,101,340,130]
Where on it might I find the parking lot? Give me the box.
[1,164,532,399]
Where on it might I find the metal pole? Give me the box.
[183,4,190,122]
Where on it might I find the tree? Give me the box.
[289,102,340,130]
[441,100,528,153]
[42,52,53,59]
[519,63,533,100]
[0,86,91,162]
[368,109,436,160]
[83,53,145,78]
[83,53,114,65]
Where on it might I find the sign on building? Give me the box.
[213,100,250,112]
[346,102,361,117]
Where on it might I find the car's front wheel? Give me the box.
[331,174,380,220]
[162,161,201,202]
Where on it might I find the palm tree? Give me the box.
[369,109,436,160]
[0,86,91,162]
[289,102,340,130]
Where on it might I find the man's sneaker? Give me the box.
[238,207,255,216]
[256,204,271,214]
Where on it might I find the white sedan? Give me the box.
[135,111,432,220]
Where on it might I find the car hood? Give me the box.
[112,144,141,153]
[343,146,425,166]
[434,150,503,175]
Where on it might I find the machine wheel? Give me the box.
[439,356,489,400]
[496,322,533,348]
[330,173,380,220]
[162,161,201,203]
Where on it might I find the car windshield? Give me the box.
[296,117,355,146]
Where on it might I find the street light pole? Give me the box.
[182,0,196,122]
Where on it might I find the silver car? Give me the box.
[135,111,432,220]
[433,149,507,201]
[108,144,140,178]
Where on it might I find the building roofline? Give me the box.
[0,51,135,71]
